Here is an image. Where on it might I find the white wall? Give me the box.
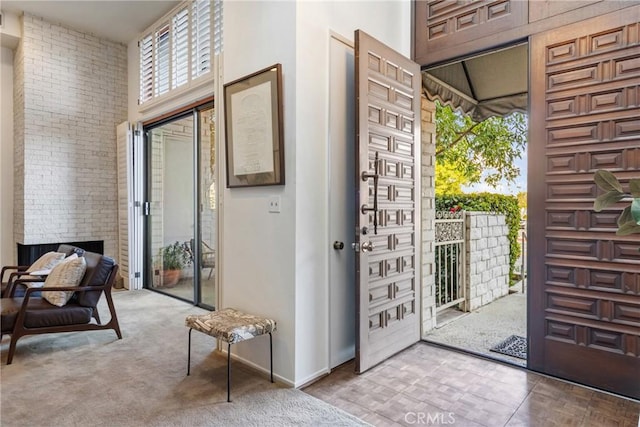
[1,10,20,265]
[292,1,412,386]
[1,46,15,265]
[125,0,412,387]
[163,135,194,244]
[219,0,412,386]
[221,0,297,385]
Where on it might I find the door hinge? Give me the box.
[134,272,141,278]
[143,201,150,216]
[134,129,142,136]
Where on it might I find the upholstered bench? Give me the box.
[185,308,276,402]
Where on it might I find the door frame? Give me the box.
[327,31,357,370]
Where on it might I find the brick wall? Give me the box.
[420,95,437,334]
[465,212,510,311]
[13,14,128,258]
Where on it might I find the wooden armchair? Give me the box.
[0,251,121,365]
[185,239,216,280]
[201,241,216,280]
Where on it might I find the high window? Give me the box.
[139,0,221,105]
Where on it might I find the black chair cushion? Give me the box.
[1,298,93,332]
[76,253,115,307]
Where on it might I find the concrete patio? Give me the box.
[424,283,527,367]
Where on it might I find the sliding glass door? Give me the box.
[144,103,216,309]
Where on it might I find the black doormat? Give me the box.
[490,335,527,360]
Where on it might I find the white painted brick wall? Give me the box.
[420,95,437,334]
[13,38,25,243]
[13,14,127,259]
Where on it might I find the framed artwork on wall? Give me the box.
[224,63,284,187]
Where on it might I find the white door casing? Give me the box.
[328,33,357,369]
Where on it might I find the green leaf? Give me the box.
[594,170,623,193]
[630,179,640,198]
[616,220,640,236]
[617,206,632,227]
[631,198,640,224]
[594,191,625,212]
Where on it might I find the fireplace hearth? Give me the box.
[17,241,104,265]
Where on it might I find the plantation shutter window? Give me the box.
[154,22,171,97]
[213,0,223,55]
[139,0,219,105]
[172,7,190,89]
[192,0,211,79]
[139,34,154,103]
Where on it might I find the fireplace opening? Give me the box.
[16,241,104,265]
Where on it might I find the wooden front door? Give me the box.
[355,30,421,373]
[529,8,640,399]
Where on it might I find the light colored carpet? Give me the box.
[0,290,368,427]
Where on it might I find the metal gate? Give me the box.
[434,211,466,311]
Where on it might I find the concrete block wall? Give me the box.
[465,212,510,311]
[13,14,127,258]
[420,95,437,335]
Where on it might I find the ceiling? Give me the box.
[422,43,528,121]
[1,0,180,44]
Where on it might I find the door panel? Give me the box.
[529,8,640,399]
[355,30,421,373]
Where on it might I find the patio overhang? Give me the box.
[421,42,528,121]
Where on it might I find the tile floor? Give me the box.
[303,342,640,427]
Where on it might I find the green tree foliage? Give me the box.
[435,101,527,189]
[517,191,527,220]
[435,159,470,195]
[436,193,521,278]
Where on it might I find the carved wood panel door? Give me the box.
[529,8,640,399]
[354,30,421,373]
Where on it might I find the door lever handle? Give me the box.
[361,241,374,252]
[361,151,380,234]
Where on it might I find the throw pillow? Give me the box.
[42,254,87,307]
[26,251,66,273]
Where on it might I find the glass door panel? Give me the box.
[148,114,195,302]
[199,106,216,308]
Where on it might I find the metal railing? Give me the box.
[434,211,466,312]
[520,230,527,293]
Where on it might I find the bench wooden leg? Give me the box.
[269,332,273,383]
[227,342,232,402]
[187,328,192,376]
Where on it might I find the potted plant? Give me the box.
[159,241,191,287]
